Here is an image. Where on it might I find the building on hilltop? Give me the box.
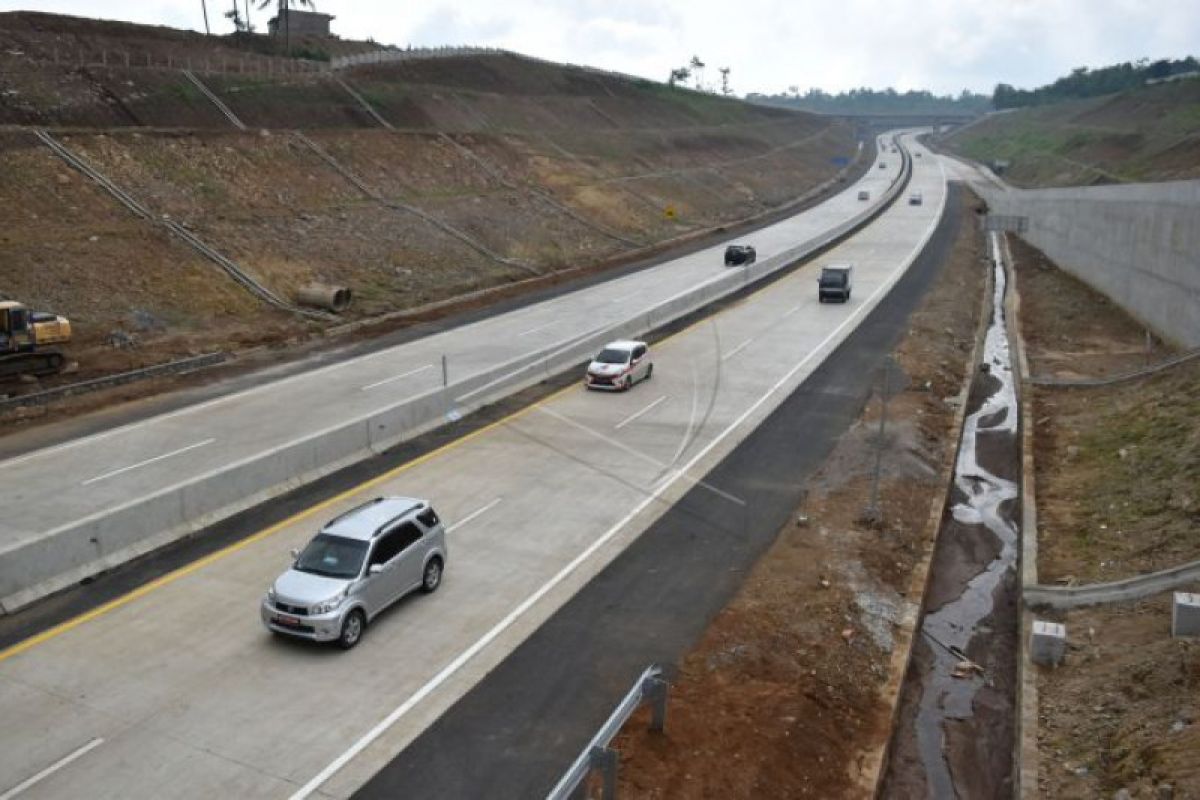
[268,8,334,38]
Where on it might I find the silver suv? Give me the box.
[261,496,447,649]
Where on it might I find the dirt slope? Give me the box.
[942,80,1200,187]
[0,12,859,403]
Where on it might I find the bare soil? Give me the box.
[1035,596,1200,799]
[0,13,859,426]
[610,189,987,798]
[1009,236,1200,584]
[1007,234,1200,798]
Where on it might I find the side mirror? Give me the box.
[369,563,384,575]
[289,548,300,559]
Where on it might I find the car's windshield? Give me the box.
[294,534,368,579]
[595,348,630,364]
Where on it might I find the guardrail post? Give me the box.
[644,676,668,732]
[589,746,619,800]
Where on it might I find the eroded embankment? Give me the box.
[883,232,1019,799]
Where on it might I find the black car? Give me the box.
[724,245,757,266]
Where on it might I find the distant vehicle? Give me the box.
[585,340,652,391]
[857,190,870,201]
[915,152,923,158]
[878,162,887,169]
[262,496,447,649]
[818,264,853,303]
[724,244,757,266]
[909,191,923,205]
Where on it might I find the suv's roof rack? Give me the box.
[321,496,386,530]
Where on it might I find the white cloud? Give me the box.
[2,0,1197,95]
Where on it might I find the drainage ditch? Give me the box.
[882,232,1020,798]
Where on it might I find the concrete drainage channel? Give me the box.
[883,231,1021,797]
[0,140,914,612]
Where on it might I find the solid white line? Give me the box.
[721,337,754,361]
[517,320,558,337]
[446,498,502,533]
[614,395,668,430]
[0,738,104,800]
[292,139,947,800]
[360,364,434,392]
[80,439,216,486]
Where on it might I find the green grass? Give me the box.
[945,80,1200,186]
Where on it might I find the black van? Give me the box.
[818,264,853,303]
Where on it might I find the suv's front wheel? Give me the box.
[338,609,366,650]
[421,557,444,594]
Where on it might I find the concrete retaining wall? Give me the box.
[0,142,911,612]
[985,180,1200,348]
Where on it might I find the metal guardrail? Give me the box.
[546,664,669,800]
[1030,346,1200,387]
[0,352,227,412]
[985,214,1028,233]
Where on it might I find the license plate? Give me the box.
[275,614,300,627]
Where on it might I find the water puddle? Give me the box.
[913,232,1019,798]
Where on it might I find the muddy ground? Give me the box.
[1035,596,1200,799]
[1010,236,1200,584]
[609,189,987,798]
[881,360,1020,800]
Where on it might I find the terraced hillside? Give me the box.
[0,12,861,391]
[943,79,1200,187]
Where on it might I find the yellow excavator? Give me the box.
[0,300,72,379]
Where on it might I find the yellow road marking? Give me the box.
[0,381,577,664]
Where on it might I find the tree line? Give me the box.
[744,87,990,116]
[992,57,1199,109]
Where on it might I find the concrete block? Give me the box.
[1031,620,1067,666]
[1172,592,1200,637]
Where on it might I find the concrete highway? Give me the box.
[0,135,903,610]
[0,134,945,798]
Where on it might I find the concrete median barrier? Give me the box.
[0,141,914,612]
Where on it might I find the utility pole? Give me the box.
[201,0,211,34]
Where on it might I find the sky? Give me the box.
[3,0,1199,97]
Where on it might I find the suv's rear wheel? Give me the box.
[421,557,444,593]
[338,609,365,650]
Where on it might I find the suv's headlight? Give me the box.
[311,592,346,615]
[266,586,276,602]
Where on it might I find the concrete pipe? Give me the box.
[296,284,353,313]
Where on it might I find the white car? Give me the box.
[585,340,653,391]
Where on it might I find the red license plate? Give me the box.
[275,614,300,626]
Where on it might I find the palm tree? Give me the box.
[257,0,315,53]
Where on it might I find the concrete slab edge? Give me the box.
[0,141,913,614]
[862,185,993,798]
[1003,231,1041,800]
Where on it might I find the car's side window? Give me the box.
[392,522,423,553]
[369,530,404,567]
[416,508,439,529]
[633,345,646,360]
